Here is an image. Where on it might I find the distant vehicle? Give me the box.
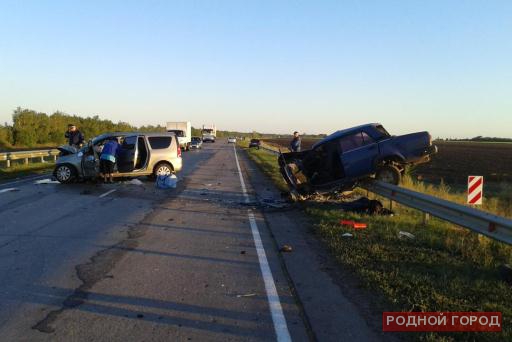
[167,121,192,151]
[227,137,237,144]
[190,136,203,149]
[279,123,437,196]
[202,124,216,143]
[54,132,182,183]
[249,139,261,149]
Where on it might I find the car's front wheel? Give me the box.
[54,164,76,183]
[375,164,401,185]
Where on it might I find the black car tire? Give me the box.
[375,164,402,185]
[54,164,77,184]
[153,162,173,178]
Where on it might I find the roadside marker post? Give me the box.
[468,176,483,205]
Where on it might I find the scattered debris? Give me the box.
[499,264,512,285]
[125,179,144,185]
[156,174,178,189]
[353,222,367,230]
[203,183,213,187]
[0,188,20,193]
[338,197,394,216]
[34,179,60,184]
[240,251,246,255]
[398,231,415,239]
[340,220,367,230]
[279,245,293,253]
[342,233,353,237]
[236,293,256,298]
[136,314,144,318]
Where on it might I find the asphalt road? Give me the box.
[0,142,310,341]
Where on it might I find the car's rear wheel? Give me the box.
[375,164,401,185]
[54,164,76,184]
[153,162,173,177]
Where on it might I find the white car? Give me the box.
[227,137,237,143]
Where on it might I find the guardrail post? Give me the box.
[53,155,57,162]
[6,159,10,168]
[24,157,29,165]
[389,199,394,211]
[40,156,45,163]
[422,212,430,225]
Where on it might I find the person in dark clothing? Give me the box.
[290,131,301,152]
[65,124,84,148]
[99,137,120,183]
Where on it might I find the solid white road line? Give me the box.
[99,189,117,198]
[233,144,292,342]
[0,173,51,189]
[0,188,19,194]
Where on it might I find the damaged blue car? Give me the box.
[278,123,437,196]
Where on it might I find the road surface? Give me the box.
[0,142,384,342]
[0,142,312,341]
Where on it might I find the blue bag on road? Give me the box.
[156,174,178,189]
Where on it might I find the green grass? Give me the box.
[241,143,512,342]
[0,161,54,181]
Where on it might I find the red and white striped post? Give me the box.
[467,176,483,205]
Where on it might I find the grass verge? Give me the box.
[240,142,512,342]
[0,162,54,181]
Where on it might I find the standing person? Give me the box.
[65,124,84,148]
[290,131,301,152]
[100,137,120,183]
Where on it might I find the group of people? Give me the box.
[65,124,120,183]
[66,124,301,183]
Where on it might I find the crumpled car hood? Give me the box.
[57,145,78,155]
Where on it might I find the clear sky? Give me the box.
[0,0,511,138]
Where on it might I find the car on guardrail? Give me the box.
[278,123,437,197]
[53,132,182,183]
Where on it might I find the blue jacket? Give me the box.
[101,140,120,159]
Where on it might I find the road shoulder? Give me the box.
[238,147,393,342]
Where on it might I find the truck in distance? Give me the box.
[202,124,216,143]
[166,121,192,151]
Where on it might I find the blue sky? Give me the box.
[0,0,510,138]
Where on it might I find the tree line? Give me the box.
[0,107,326,150]
[0,107,166,149]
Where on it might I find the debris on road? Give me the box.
[279,244,293,252]
[0,187,20,193]
[398,231,415,239]
[240,250,246,255]
[156,174,178,189]
[236,293,256,298]
[342,233,353,237]
[34,178,60,184]
[125,179,144,186]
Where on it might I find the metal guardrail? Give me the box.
[0,149,60,168]
[256,141,512,245]
[361,181,512,245]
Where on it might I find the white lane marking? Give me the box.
[0,174,51,188]
[99,189,117,198]
[0,188,19,194]
[233,144,292,342]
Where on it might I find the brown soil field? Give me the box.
[263,138,512,192]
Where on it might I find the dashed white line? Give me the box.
[99,189,117,198]
[233,144,292,342]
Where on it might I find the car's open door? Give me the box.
[117,135,139,173]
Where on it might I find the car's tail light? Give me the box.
[177,146,182,157]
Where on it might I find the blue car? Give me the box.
[279,123,437,195]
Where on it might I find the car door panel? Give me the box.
[340,132,379,178]
[117,136,138,173]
